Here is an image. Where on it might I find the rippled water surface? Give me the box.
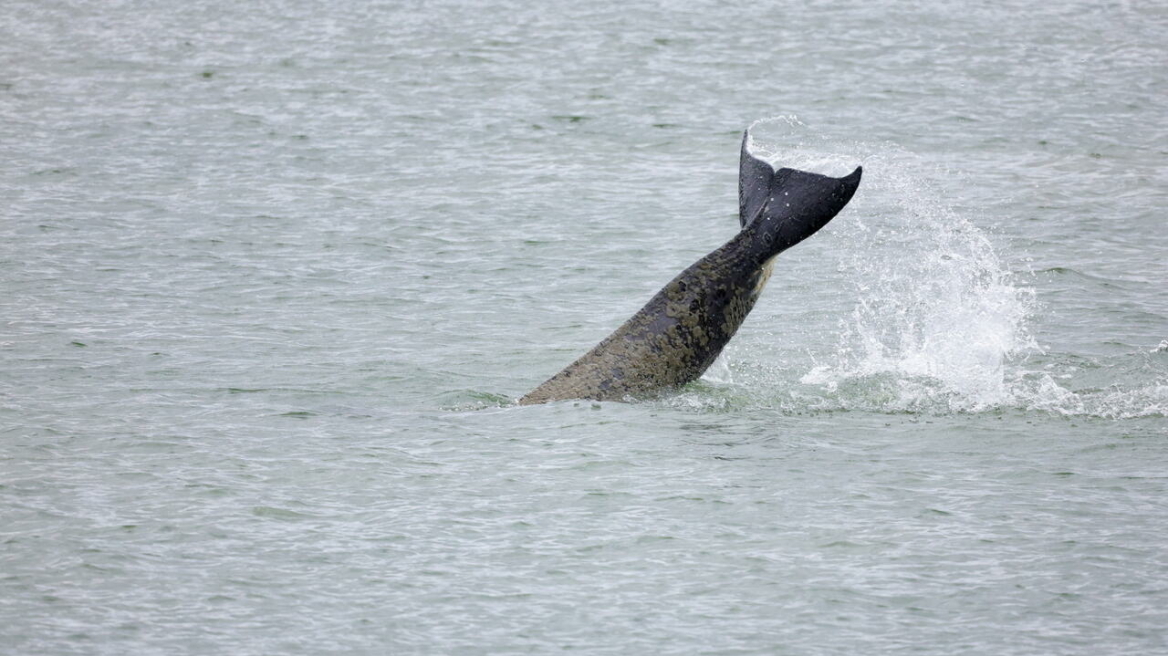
[2,1,1166,654]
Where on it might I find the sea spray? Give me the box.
[746,118,1039,412]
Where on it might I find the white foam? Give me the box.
[701,354,734,385]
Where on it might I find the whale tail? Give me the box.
[738,131,862,254]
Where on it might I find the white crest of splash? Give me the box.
[746,116,862,178]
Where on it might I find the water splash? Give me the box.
[745,117,1037,413]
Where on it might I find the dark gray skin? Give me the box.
[519,132,861,405]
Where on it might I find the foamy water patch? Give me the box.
[1007,348,1168,420]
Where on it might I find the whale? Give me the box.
[519,131,862,405]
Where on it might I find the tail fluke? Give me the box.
[738,130,861,254]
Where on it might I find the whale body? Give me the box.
[519,131,861,405]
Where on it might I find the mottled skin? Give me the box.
[520,132,861,404]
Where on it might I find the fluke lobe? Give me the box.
[519,131,861,405]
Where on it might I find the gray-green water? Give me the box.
[2,1,1166,654]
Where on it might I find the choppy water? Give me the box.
[2,1,1166,654]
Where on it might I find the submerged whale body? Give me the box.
[519,131,862,405]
